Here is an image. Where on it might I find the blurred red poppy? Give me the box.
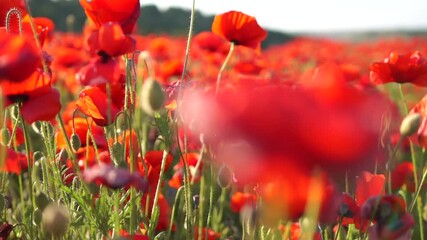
[0,34,40,82]
[82,163,148,192]
[211,11,267,49]
[370,51,427,86]
[1,148,29,174]
[76,86,121,126]
[87,22,136,57]
[392,162,415,192]
[168,153,200,189]
[138,150,173,189]
[355,171,385,207]
[76,56,121,86]
[230,191,257,213]
[361,195,414,240]
[2,68,61,124]
[79,0,140,34]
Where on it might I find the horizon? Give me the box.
[140,0,427,34]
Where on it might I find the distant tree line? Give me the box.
[28,0,295,48]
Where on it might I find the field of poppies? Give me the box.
[2,0,427,239]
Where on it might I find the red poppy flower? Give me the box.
[2,68,61,124]
[82,163,148,192]
[392,162,415,192]
[355,171,385,207]
[407,94,427,147]
[0,34,40,82]
[168,153,200,189]
[230,191,257,213]
[76,86,121,126]
[1,148,29,174]
[79,0,140,34]
[76,56,121,86]
[138,150,173,189]
[361,195,414,240]
[211,11,267,49]
[140,192,170,231]
[193,227,221,240]
[370,51,427,86]
[55,117,107,151]
[87,22,136,57]
[0,222,13,240]
[279,222,321,240]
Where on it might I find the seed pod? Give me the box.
[400,113,422,138]
[42,203,69,237]
[0,128,10,146]
[70,133,81,152]
[141,78,165,115]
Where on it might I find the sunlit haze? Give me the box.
[141,0,427,33]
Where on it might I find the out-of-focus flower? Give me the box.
[0,34,40,82]
[138,150,173,190]
[355,171,385,207]
[179,64,393,181]
[339,171,385,232]
[193,227,221,240]
[87,22,136,57]
[168,153,200,189]
[76,57,121,86]
[82,163,148,192]
[362,195,414,240]
[279,222,321,240]
[2,68,61,124]
[140,192,171,231]
[211,11,267,49]
[1,148,29,174]
[370,51,427,86]
[0,222,14,239]
[230,191,257,213]
[392,162,415,192]
[79,0,140,34]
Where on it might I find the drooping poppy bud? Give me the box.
[400,113,422,138]
[141,78,165,115]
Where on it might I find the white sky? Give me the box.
[140,0,427,33]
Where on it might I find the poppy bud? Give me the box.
[141,78,165,115]
[112,141,125,167]
[70,133,81,152]
[400,113,422,137]
[35,191,51,211]
[34,208,42,225]
[42,203,69,237]
[0,128,10,146]
[57,148,68,164]
[33,151,44,161]
[217,164,234,188]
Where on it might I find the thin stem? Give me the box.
[148,149,170,238]
[215,42,235,96]
[19,107,34,239]
[167,187,184,239]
